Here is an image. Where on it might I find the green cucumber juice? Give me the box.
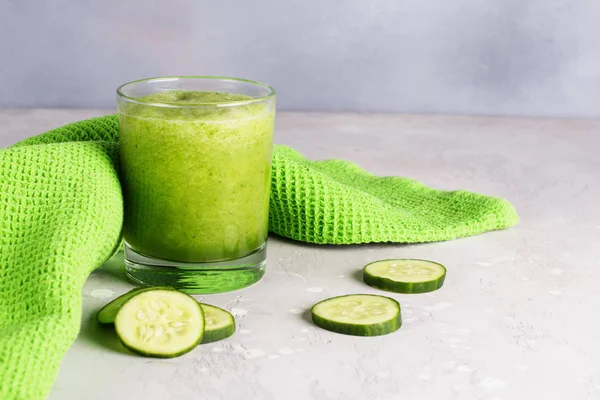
[119,91,274,262]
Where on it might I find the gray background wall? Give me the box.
[1,0,598,117]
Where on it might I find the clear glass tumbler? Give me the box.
[117,76,276,293]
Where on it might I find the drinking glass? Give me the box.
[117,76,275,293]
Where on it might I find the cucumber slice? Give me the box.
[363,259,446,294]
[96,287,174,325]
[115,289,204,358]
[200,304,236,344]
[311,294,401,336]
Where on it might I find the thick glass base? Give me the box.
[124,243,266,294]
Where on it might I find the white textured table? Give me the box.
[2,110,600,400]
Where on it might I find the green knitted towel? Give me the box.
[0,115,518,398]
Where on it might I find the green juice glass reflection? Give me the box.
[117,77,275,293]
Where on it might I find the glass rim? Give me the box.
[116,76,276,108]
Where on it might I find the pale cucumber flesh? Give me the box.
[312,294,401,336]
[115,289,204,358]
[364,259,446,294]
[200,304,236,344]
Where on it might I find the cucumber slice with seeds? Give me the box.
[115,289,204,358]
[200,304,236,344]
[311,294,401,336]
[96,286,174,325]
[363,259,446,294]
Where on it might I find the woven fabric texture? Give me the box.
[0,115,517,398]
